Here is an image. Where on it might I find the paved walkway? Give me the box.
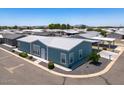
[0,46,124,79]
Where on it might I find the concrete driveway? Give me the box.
[99,50,118,60]
[0,48,124,85]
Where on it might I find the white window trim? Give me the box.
[79,49,83,59]
[41,48,45,59]
[32,44,41,56]
[60,53,66,65]
[69,52,74,64]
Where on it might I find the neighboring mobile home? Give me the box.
[2,34,25,46]
[0,34,3,44]
[107,29,124,39]
[64,30,79,36]
[17,35,92,69]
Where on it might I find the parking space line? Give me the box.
[4,64,24,74]
[0,56,13,61]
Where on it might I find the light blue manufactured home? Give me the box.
[17,35,92,69]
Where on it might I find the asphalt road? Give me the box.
[0,48,124,85]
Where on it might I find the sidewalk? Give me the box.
[14,48,72,71]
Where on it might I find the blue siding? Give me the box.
[68,41,92,69]
[18,40,92,69]
[18,41,30,53]
[48,41,92,68]
[48,47,69,67]
[31,40,47,59]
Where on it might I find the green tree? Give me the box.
[55,24,61,29]
[18,27,24,31]
[89,51,101,63]
[100,31,107,37]
[61,24,66,29]
[95,28,102,32]
[80,25,86,29]
[13,25,18,29]
[66,24,71,29]
[87,27,94,31]
[48,23,72,29]
[27,26,33,29]
[48,24,54,29]
[1,26,8,29]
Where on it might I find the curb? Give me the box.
[0,47,124,78]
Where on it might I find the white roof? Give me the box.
[92,37,116,42]
[1,30,14,34]
[45,29,64,32]
[64,30,79,34]
[79,31,102,39]
[79,31,115,42]
[18,35,84,51]
[22,29,43,32]
[17,35,39,43]
[0,34,3,38]
[115,30,124,35]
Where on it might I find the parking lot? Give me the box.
[0,48,64,85]
[0,47,124,85]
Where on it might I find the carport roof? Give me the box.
[92,37,116,42]
[64,30,79,34]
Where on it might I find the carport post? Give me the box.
[109,54,112,60]
[108,41,111,49]
[97,42,100,52]
[47,46,48,60]
[113,41,115,46]
[30,43,32,54]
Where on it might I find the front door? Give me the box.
[41,48,45,59]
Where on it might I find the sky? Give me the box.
[0,8,124,26]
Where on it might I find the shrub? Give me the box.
[48,62,55,69]
[12,50,15,52]
[29,56,33,60]
[100,31,107,37]
[89,51,101,63]
[19,52,28,58]
[103,47,107,50]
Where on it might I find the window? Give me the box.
[32,44,40,56]
[79,49,83,59]
[69,53,74,64]
[60,53,66,64]
[18,42,20,47]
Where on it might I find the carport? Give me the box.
[92,37,116,50]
